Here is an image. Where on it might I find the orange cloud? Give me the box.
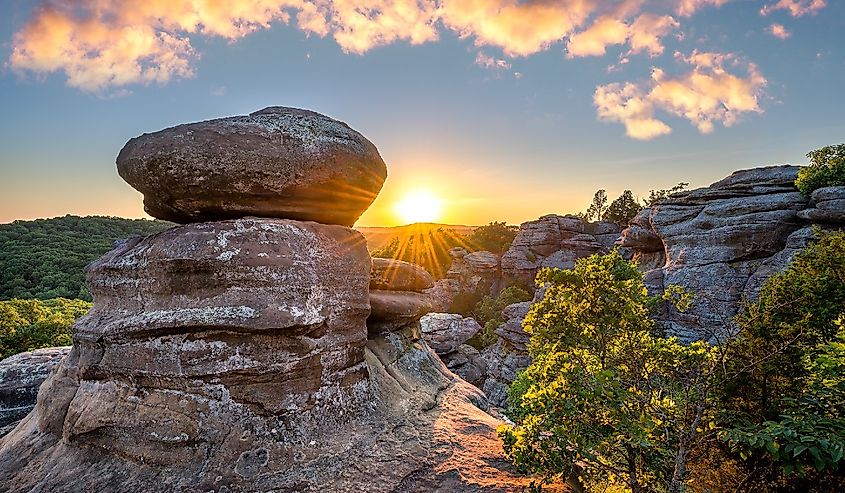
[676,0,732,17]
[761,0,827,17]
[8,0,772,97]
[594,51,766,139]
[768,23,791,39]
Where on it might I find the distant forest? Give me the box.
[0,216,173,301]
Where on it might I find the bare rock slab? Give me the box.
[117,107,388,226]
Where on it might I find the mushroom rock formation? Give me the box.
[116,106,387,227]
[0,108,539,492]
[618,165,845,342]
[0,347,69,437]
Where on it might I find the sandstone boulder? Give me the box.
[420,313,482,354]
[370,258,434,292]
[368,290,434,332]
[117,107,387,226]
[0,347,69,436]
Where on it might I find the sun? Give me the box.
[394,190,444,224]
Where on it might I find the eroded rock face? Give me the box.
[619,166,818,341]
[117,107,387,226]
[0,322,545,492]
[0,347,69,436]
[481,301,533,408]
[5,218,373,471]
[425,248,502,312]
[502,215,620,285]
[420,313,482,354]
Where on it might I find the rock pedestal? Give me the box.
[0,107,538,492]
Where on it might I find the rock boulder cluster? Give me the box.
[0,108,541,492]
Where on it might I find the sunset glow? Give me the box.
[394,190,444,224]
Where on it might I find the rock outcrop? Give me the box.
[502,215,621,285]
[425,247,503,312]
[419,313,486,387]
[117,106,387,227]
[0,347,69,436]
[0,108,540,492]
[481,301,533,408]
[619,165,845,342]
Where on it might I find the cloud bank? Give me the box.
[7,0,824,138]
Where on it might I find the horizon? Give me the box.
[1,1,844,226]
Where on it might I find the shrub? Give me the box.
[795,143,845,196]
[468,285,532,349]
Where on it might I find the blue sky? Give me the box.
[1,0,844,226]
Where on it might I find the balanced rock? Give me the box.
[370,258,434,292]
[0,347,70,436]
[420,313,482,354]
[117,107,387,226]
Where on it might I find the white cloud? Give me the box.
[761,0,827,17]
[768,23,791,39]
[475,52,511,70]
[594,51,767,139]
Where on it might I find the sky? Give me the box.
[0,0,843,227]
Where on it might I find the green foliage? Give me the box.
[605,190,643,227]
[464,222,518,254]
[500,251,717,492]
[0,298,91,359]
[370,227,465,278]
[644,183,688,207]
[795,143,845,196]
[468,285,532,349]
[0,215,172,301]
[581,189,609,222]
[718,230,845,485]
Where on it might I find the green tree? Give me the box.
[582,189,609,222]
[716,229,845,488]
[645,183,689,207]
[465,222,519,254]
[0,215,172,301]
[605,190,643,227]
[795,143,845,196]
[0,298,91,359]
[499,251,716,492]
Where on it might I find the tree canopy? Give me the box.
[0,215,172,301]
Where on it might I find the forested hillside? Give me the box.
[0,216,173,301]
